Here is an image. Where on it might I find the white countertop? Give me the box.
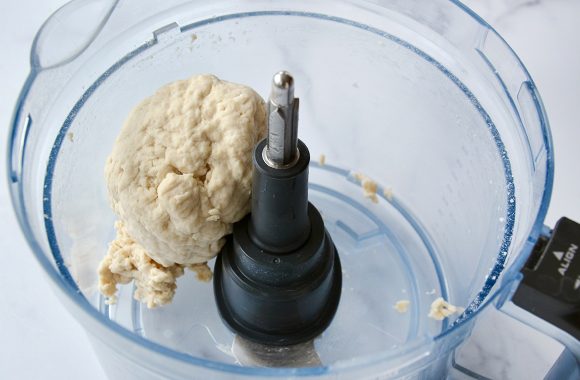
[0,1,578,379]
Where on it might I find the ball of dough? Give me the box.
[105,74,266,266]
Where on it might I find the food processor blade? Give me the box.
[232,336,321,367]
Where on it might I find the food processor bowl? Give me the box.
[7,0,554,378]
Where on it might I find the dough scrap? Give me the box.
[383,187,394,201]
[98,221,185,308]
[189,262,213,282]
[393,300,410,313]
[428,297,460,320]
[353,172,378,203]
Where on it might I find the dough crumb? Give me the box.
[191,33,197,42]
[98,221,185,308]
[383,187,394,201]
[67,132,74,142]
[394,300,410,313]
[428,297,460,320]
[353,172,379,203]
[189,263,213,282]
[319,154,326,166]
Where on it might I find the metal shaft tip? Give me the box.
[270,71,295,107]
[273,71,294,90]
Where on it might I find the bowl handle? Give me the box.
[450,217,579,379]
[31,0,118,69]
[499,217,580,378]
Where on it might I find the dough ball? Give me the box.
[105,74,266,266]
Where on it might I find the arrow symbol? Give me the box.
[553,251,564,261]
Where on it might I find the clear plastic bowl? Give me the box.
[7,0,553,379]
